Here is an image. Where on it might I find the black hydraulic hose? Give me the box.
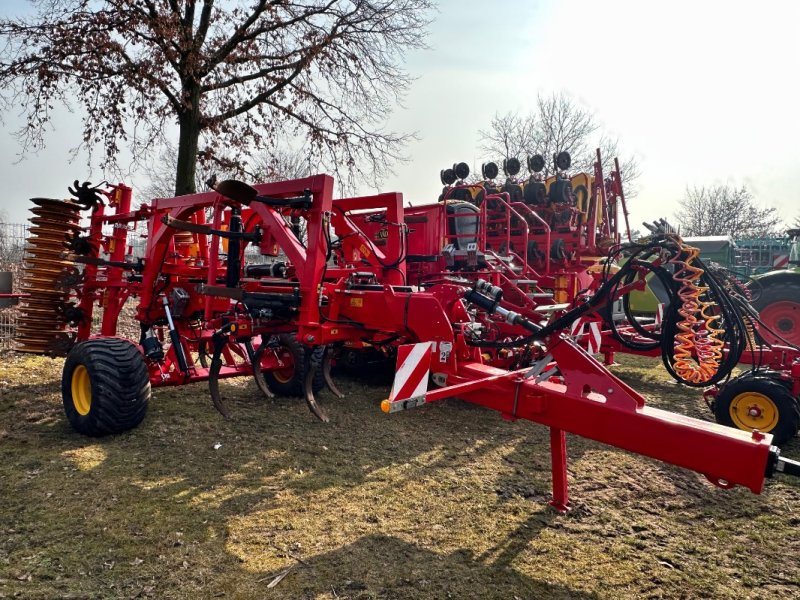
[226,208,243,289]
[462,233,781,389]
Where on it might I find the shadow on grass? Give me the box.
[0,358,588,596]
[259,533,600,599]
[2,352,797,598]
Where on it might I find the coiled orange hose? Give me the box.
[668,243,725,384]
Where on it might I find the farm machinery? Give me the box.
[352,151,800,445]
[747,228,800,348]
[12,156,800,512]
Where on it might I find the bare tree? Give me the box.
[139,140,317,200]
[478,92,640,194]
[138,142,204,200]
[675,185,784,238]
[0,1,433,196]
[247,146,315,183]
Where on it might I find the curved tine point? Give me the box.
[209,363,231,419]
[250,345,275,399]
[323,352,345,399]
[209,385,231,419]
[303,365,330,423]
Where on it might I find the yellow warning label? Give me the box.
[359,244,371,257]
[350,297,364,308]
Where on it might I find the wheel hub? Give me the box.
[759,300,800,346]
[747,405,762,418]
[730,391,778,431]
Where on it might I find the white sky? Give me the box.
[1,0,799,230]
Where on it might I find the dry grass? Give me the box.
[0,352,798,599]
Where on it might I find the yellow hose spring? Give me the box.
[743,315,758,353]
[668,243,725,384]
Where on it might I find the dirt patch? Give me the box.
[0,353,798,599]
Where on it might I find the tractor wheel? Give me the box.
[713,373,800,446]
[62,338,151,436]
[752,279,800,347]
[263,333,324,397]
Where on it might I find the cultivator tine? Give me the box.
[322,350,345,399]
[303,350,329,423]
[208,332,231,419]
[247,339,274,399]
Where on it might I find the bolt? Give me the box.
[747,405,762,418]
[607,388,614,394]
[752,430,765,442]
[305,335,315,343]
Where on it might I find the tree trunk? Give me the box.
[175,86,202,196]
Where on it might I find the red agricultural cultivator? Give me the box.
[13,151,800,511]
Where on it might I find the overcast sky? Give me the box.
[1,0,799,231]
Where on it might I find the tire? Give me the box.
[751,279,800,347]
[62,338,151,436]
[713,373,800,446]
[263,333,324,397]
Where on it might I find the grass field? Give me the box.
[1,352,798,599]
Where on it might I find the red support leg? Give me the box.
[603,350,617,366]
[548,427,570,513]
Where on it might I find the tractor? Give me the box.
[749,228,800,348]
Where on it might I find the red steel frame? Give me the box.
[63,173,791,512]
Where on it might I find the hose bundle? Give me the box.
[462,233,792,388]
[602,235,758,387]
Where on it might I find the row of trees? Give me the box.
[0,0,434,196]
[675,185,790,239]
[0,2,793,239]
[478,93,640,192]
[0,2,642,202]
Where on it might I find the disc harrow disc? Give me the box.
[14,197,83,355]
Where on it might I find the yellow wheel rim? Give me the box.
[271,347,295,384]
[71,365,92,416]
[272,369,293,384]
[729,391,779,432]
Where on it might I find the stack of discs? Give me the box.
[14,198,83,355]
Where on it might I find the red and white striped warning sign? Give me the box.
[570,318,602,354]
[570,317,585,338]
[774,254,789,269]
[655,303,665,327]
[585,321,602,354]
[389,342,433,402]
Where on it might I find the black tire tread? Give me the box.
[62,338,151,436]
[713,373,800,446]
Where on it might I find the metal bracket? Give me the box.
[386,395,426,413]
[524,353,553,381]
